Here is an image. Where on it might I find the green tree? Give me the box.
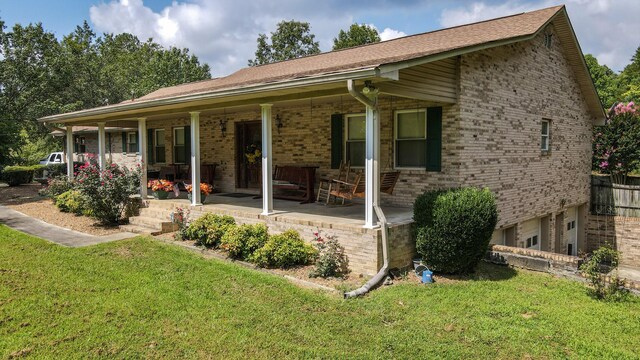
[248,20,320,66]
[332,24,380,50]
[584,54,619,109]
[618,46,640,102]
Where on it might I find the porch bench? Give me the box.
[272,165,318,204]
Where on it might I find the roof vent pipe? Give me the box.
[344,79,390,299]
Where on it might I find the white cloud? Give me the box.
[379,28,407,41]
[438,0,640,71]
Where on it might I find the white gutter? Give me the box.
[40,67,382,123]
[344,79,390,299]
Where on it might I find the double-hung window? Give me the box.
[345,114,366,167]
[76,136,87,153]
[541,119,550,151]
[173,127,186,164]
[395,109,427,168]
[154,129,166,163]
[127,132,138,153]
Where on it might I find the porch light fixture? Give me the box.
[362,80,378,98]
[218,118,227,137]
[275,114,284,133]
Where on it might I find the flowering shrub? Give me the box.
[74,162,141,224]
[40,175,73,198]
[172,206,191,241]
[593,101,640,184]
[309,230,349,279]
[148,179,174,192]
[185,182,213,195]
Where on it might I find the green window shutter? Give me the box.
[73,135,79,153]
[121,132,127,153]
[108,133,112,154]
[135,131,139,153]
[426,107,442,172]
[184,125,191,164]
[330,114,343,169]
[147,128,154,164]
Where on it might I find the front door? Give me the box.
[566,207,577,256]
[235,121,262,189]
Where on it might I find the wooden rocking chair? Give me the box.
[316,161,351,204]
[329,171,401,205]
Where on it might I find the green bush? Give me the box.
[415,187,498,274]
[251,230,317,269]
[413,189,450,229]
[220,223,269,260]
[579,246,629,301]
[184,213,236,247]
[1,165,44,186]
[55,190,87,215]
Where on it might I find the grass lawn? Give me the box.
[1,226,639,359]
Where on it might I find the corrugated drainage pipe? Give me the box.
[344,204,389,298]
[344,79,390,299]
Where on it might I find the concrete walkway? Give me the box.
[0,205,136,247]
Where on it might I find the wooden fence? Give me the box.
[591,175,640,217]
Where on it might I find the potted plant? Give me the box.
[186,182,213,202]
[148,179,174,199]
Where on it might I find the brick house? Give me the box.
[40,5,604,275]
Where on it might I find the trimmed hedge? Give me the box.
[1,165,44,186]
[252,230,317,268]
[415,187,498,274]
[184,213,236,247]
[220,223,269,260]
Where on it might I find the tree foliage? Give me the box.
[585,54,619,109]
[618,46,640,102]
[248,20,320,66]
[0,19,211,166]
[592,102,640,184]
[332,24,380,50]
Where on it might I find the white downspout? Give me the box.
[345,79,390,298]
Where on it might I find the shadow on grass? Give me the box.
[435,262,518,282]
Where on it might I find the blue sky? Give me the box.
[1,0,639,76]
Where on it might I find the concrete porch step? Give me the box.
[120,224,158,235]
[139,207,173,219]
[129,215,178,233]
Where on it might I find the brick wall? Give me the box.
[587,215,640,267]
[456,24,594,252]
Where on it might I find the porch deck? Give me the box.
[156,192,414,232]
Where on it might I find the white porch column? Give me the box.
[138,118,148,199]
[364,104,380,228]
[66,126,74,179]
[97,122,106,170]
[190,111,202,206]
[260,104,273,215]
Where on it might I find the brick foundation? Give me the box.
[586,215,640,267]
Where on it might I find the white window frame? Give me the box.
[126,132,138,154]
[344,113,366,168]
[394,109,427,170]
[541,119,550,151]
[154,129,166,164]
[173,127,186,164]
